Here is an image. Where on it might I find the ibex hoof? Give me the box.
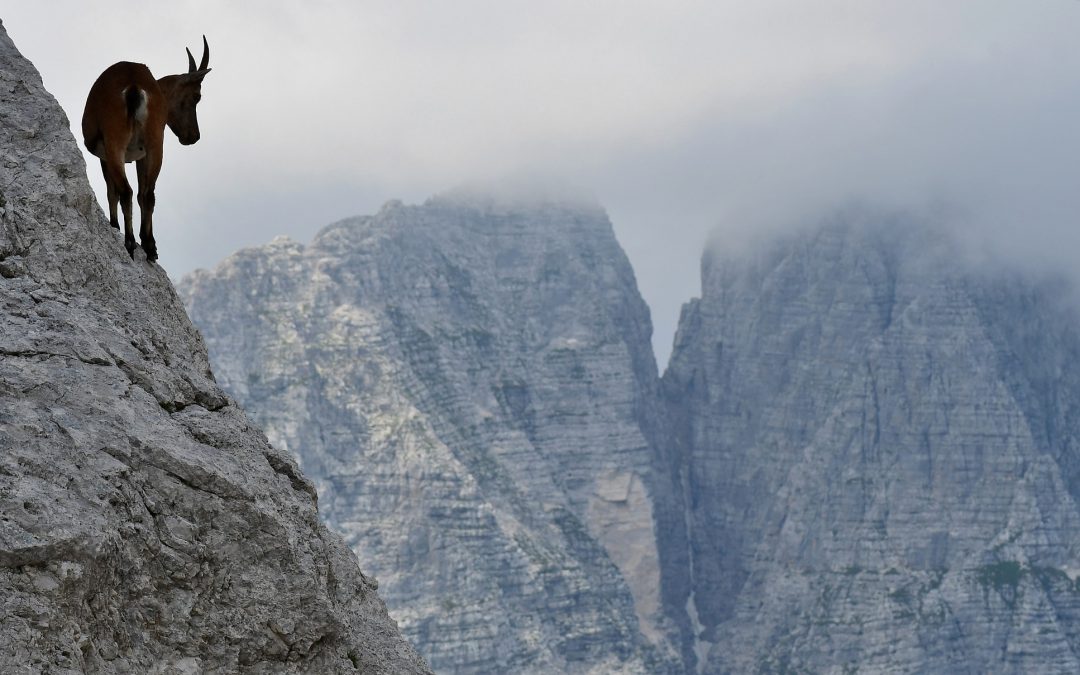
[124,236,137,260]
[142,240,158,263]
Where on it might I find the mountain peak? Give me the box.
[665,215,1080,672]
[179,194,678,672]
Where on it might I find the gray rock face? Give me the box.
[179,196,683,673]
[181,192,1080,674]
[663,215,1080,673]
[0,20,429,674]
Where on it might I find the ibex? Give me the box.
[82,37,211,262]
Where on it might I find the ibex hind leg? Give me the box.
[100,159,120,230]
[101,154,136,258]
[136,156,160,263]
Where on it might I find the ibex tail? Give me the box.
[123,86,148,125]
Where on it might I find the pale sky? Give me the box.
[4,1,1080,365]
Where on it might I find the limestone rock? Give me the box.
[663,214,1080,673]
[179,195,682,673]
[0,19,429,674]
[180,190,1080,674]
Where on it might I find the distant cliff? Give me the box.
[185,196,1080,674]
[663,215,1080,673]
[179,196,684,673]
[0,20,429,674]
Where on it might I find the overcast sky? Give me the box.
[4,1,1080,365]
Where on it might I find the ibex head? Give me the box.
[167,35,211,145]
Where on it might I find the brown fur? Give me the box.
[82,37,210,262]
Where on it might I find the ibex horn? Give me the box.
[186,36,210,73]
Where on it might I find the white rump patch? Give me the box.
[121,86,149,124]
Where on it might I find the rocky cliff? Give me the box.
[181,192,1080,674]
[663,214,1080,673]
[179,196,684,673]
[0,20,429,674]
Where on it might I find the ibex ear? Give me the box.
[182,68,212,85]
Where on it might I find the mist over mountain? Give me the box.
[6,2,1080,671]
[10,2,1080,373]
[664,214,1080,672]
[181,197,1080,673]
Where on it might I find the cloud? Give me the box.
[4,1,1080,364]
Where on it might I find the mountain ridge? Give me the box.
[184,200,1080,674]
[180,194,683,673]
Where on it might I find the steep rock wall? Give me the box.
[0,21,429,674]
[663,216,1080,673]
[180,197,685,673]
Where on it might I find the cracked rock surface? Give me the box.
[183,198,1080,674]
[179,196,684,673]
[0,19,430,674]
[663,215,1080,673]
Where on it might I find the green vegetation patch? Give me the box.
[976,561,1023,591]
